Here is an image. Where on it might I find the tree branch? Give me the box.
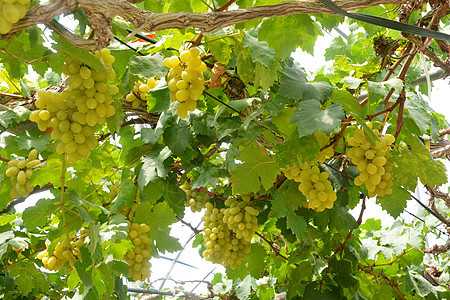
[3,0,402,49]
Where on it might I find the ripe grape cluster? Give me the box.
[201,195,259,270]
[181,181,208,212]
[126,77,157,109]
[0,0,30,34]
[37,229,88,271]
[30,49,118,163]
[125,223,152,281]
[347,124,395,197]
[283,134,337,212]
[5,149,41,198]
[164,47,206,118]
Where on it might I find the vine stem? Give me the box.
[255,231,291,262]
[175,214,202,235]
[203,91,243,116]
[197,188,227,201]
[0,155,10,162]
[60,156,70,241]
[0,92,31,100]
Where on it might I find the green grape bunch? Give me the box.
[347,123,396,197]
[37,229,89,271]
[29,49,118,163]
[181,181,208,212]
[201,203,251,270]
[223,195,259,242]
[126,77,158,109]
[5,149,42,198]
[164,47,206,118]
[0,0,30,34]
[125,223,153,281]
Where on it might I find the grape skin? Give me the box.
[6,149,42,198]
[0,0,30,34]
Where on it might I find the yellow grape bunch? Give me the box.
[125,223,153,281]
[0,0,30,34]
[164,47,206,118]
[347,123,396,197]
[202,202,252,270]
[37,229,88,271]
[223,195,259,243]
[181,181,208,212]
[283,133,337,212]
[5,149,42,198]
[126,77,157,109]
[29,49,118,163]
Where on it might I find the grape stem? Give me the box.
[175,214,202,235]
[197,188,227,201]
[0,155,10,162]
[203,91,243,116]
[60,156,70,241]
[394,89,406,139]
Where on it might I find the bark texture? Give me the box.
[2,0,403,49]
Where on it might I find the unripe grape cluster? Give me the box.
[347,124,395,197]
[125,223,153,281]
[201,195,259,270]
[164,47,206,118]
[283,133,337,212]
[107,179,120,200]
[126,77,157,109]
[30,49,118,163]
[5,149,41,198]
[37,229,88,271]
[0,0,30,34]
[181,181,208,212]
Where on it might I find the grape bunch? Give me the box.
[0,0,30,34]
[163,47,206,118]
[37,229,88,271]
[297,165,337,212]
[107,179,120,200]
[30,49,118,163]
[223,195,259,242]
[201,203,250,270]
[181,181,208,212]
[347,124,395,197]
[5,149,42,198]
[125,223,153,281]
[126,77,157,109]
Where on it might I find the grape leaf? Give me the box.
[291,100,345,137]
[278,62,334,101]
[274,133,320,168]
[138,144,172,188]
[390,136,447,190]
[234,42,255,84]
[16,130,50,152]
[376,186,410,218]
[22,198,58,231]
[242,29,275,68]
[368,78,403,103]
[230,146,280,194]
[9,262,49,296]
[163,121,192,156]
[134,201,182,253]
[259,14,317,58]
[270,190,307,240]
[404,92,431,135]
[163,182,186,217]
[129,53,167,78]
[106,99,125,134]
[254,61,281,90]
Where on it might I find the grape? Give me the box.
[125,223,153,281]
[37,229,88,271]
[29,49,118,164]
[346,123,396,198]
[5,149,42,198]
[181,181,209,212]
[125,77,158,109]
[164,47,206,118]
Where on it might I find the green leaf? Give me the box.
[22,198,58,231]
[230,146,280,194]
[52,34,105,73]
[106,99,125,134]
[168,0,193,12]
[163,183,186,217]
[331,89,364,118]
[376,186,410,218]
[270,190,307,240]
[259,14,317,58]
[16,130,49,153]
[291,100,345,137]
[274,133,320,168]
[0,106,30,129]
[329,204,358,232]
[278,62,334,101]
[10,262,49,296]
[134,202,182,253]
[112,172,136,212]
[138,144,172,187]
[128,53,167,78]
[234,41,255,83]
[19,79,31,97]
[404,92,431,135]
[242,29,275,68]
[391,136,447,190]
[163,121,192,156]
[254,61,281,90]
[368,78,403,103]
